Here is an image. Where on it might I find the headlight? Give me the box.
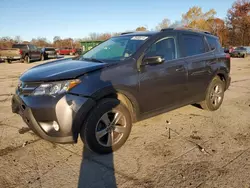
[32,79,81,96]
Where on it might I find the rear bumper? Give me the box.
[47,55,57,58]
[0,56,21,60]
[12,93,95,143]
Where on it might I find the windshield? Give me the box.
[45,48,55,51]
[81,36,149,62]
[235,47,246,50]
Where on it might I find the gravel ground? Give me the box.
[0,57,250,188]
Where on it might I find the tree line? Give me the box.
[0,0,249,49]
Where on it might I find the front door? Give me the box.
[138,35,188,114]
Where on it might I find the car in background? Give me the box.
[230,47,247,58]
[40,47,57,60]
[57,47,82,56]
[223,47,229,53]
[243,46,250,54]
[0,44,41,63]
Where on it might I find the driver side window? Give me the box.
[145,37,176,61]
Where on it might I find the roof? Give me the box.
[120,28,216,38]
[161,27,217,37]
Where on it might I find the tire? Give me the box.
[5,59,11,64]
[24,55,30,63]
[80,98,132,154]
[200,76,225,111]
[242,54,245,58]
[41,54,45,61]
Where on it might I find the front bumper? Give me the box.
[230,53,243,57]
[12,93,95,143]
[226,76,231,90]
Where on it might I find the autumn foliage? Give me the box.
[0,0,249,49]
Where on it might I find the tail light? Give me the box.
[226,53,231,59]
[19,49,22,54]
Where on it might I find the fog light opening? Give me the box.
[52,121,60,131]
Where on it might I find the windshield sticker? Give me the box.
[131,36,148,40]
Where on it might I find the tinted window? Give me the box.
[182,35,205,56]
[12,44,27,49]
[29,45,37,50]
[207,36,222,51]
[145,37,176,61]
[235,47,246,50]
[45,48,55,51]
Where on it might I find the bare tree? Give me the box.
[156,18,171,30]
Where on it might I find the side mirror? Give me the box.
[142,56,164,66]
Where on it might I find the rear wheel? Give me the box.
[200,76,225,111]
[24,55,30,63]
[41,54,45,61]
[80,98,132,154]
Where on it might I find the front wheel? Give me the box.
[5,59,11,64]
[80,98,132,154]
[200,76,225,111]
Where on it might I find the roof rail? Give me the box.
[120,32,135,35]
[161,27,212,35]
[160,28,174,32]
[174,27,212,35]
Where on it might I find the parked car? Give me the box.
[57,47,82,56]
[12,28,231,154]
[0,44,41,63]
[243,46,250,54]
[40,47,57,60]
[223,47,229,53]
[230,47,247,58]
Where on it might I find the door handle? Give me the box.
[175,66,185,72]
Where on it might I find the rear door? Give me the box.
[138,33,188,113]
[180,33,214,102]
[28,44,40,59]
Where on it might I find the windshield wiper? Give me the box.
[82,58,105,63]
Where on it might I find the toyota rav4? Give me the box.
[12,28,231,154]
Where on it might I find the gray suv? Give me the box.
[12,28,231,154]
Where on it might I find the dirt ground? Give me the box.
[0,57,250,188]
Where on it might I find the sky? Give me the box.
[0,0,235,42]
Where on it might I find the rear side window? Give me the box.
[206,36,222,51]
[182,34,205,57]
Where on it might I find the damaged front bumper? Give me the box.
[12,93,95,143]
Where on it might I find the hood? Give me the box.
[20,58,107,82]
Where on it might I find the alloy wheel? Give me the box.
[95,110,127,147]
